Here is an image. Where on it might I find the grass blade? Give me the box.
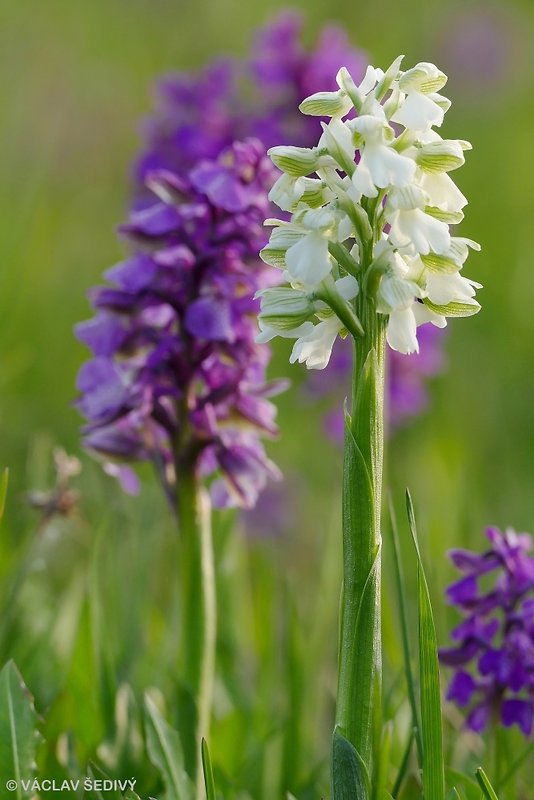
[0,468,8,522]
[391,729,414,798]
[475,767,499,800]
[406,490,445,800]
[387,495,423,765]
[497,739,534,789]
[374,720,392,800]
[201,738,216,800]
[144,694,194,800]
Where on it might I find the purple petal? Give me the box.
[184,297,234,342]
[447,671,478,706]
[466,702,490,733]
[501,699,534,736]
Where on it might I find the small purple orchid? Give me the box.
[440,527,534,736]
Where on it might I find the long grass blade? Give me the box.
[475,767,499,800]
[387,495,422,765]
[406,490,445,800]
[0,468,9,522]
[201,738,216,800]
[497,739,534,790]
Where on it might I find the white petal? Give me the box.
[419,171,467,211]
[363,145,416,189]
[388,208,450,255]
[285,232,332,284]
[386,307,419,354]
[335,274,359,300]
[289,318,341,370]
[426,272,479,305]
[391,92,444,131]
[352,159,379,198]
[268,174,306,211]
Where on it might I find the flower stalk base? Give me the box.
[335,295,386,781]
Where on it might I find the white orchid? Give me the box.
[258,56,480,361]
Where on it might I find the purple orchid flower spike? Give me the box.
[76,140,283,509]
[440,527,534,737]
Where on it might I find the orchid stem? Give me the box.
[176,465,216,799]
[334,230,386,782]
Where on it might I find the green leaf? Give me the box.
[475,768,499,800]
[0,661,41,800]
[201,738,216,800]
[144,694,194,800]
[332,727,370,800]
[85,764,124,800]
[406,490,445,800]
[0,468,8,522]
[445,789,462,800]
[445,768,480,800]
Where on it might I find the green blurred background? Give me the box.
[1,0,534,795]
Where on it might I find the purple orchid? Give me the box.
[77,140,283,508]
[440,527,534,737]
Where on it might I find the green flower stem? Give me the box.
[335,265,386,779]
[175,464,216,799]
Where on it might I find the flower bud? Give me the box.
[416,139,468,173]
[257,287,315,331]
[399,62,448,94]
[299,90,352,118]
[268,145,323,177]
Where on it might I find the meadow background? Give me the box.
[1,0,534,797]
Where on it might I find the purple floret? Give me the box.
[440,527,534,737]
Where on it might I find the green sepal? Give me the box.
[259,247,287,269]
[269,146,322,177]
[420,252,461,274]
[299,91,352,117]
[399,66,447,94]
[425,206,464,224]
[423,298,480,318]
